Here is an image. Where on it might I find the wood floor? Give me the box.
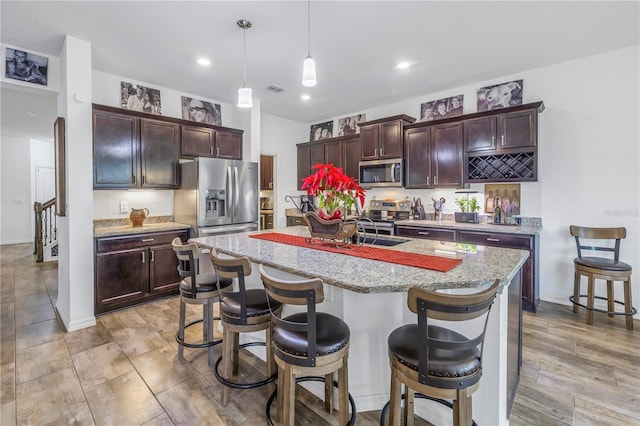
[1,243,638,425]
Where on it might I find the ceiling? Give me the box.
[1,1,638,141]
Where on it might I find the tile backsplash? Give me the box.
[93,190,173,219]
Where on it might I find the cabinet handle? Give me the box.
[434,176,438,186]
[141,252,145,263]
[374,148,378,157]
[142,175,145,185]
[501,135,505,146]
[487,238,500,242]
[418,232,430,235]
[492,136,495,145]
[217,147,220,156]
[210,146,213,156]
[426,176,430,185]
[150,250,155,262]
[141,238,154,242]
[380,148,384,156]
[132,174,136,184]
[269,182,272,188]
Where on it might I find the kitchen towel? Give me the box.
[249,233,462,273]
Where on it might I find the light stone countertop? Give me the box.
[94,222,191,238]
[394,219,542,235]
[190,226,529,294]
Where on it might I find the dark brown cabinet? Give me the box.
[296,134,361,190]
[465,109,536,152]
[214,129,243,160]
[93,106,179,189]
[359,115,415,160]
[286,216,305,227]
[180,126,242,160]
[404,121,463,189]
[342,136,361,182]
[260,155,274,190]
[95,229,188,314]
[296,143,311,190]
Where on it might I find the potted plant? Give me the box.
[301,163,365,220]
[454,195,480,223]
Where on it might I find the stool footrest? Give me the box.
[379,393,478,426]
[175,317,223,349]
[265,376,357,426]
[569,295,638,316]
[214,342,277,389]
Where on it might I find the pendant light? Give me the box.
[237,19,253,108]
[302,0,317,87]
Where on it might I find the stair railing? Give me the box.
[34,198,56,262]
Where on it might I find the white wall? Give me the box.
[287,45,639,315]
[0,135,32,244]
[93,190,173,220]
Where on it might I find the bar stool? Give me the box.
[171,238,232,365]
[381,281,499,426]
[209,250,283,406]
[569,225,635,330]
[259,264,356,426]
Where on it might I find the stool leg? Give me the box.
[607,281,614,318]
[573,271,580,313]
[266,322,276,398]
[207,300,214,366]
[624,278,633,330]
[324,373,333,413]
[586,275,595,325]
[453,387,472,426]
[282,363,296,426]
[403,387,415,426]
[221,323,233,406]
[274,364,284,424]
[232,332,240,375]
[389,368,402,426]
[338,359,349,426]
[178,299,186,360]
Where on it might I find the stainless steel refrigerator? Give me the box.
[174,158,259,237]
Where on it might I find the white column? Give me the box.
[55,36,95,331]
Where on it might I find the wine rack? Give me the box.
[467,151,536,182]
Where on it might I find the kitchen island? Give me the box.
[191,226,528,425]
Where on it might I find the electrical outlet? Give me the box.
[120,201,129,213]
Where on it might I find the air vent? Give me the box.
[267,85,285,93]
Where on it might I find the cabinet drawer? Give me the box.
[96,230,188,252]
[458,230,532,250]
[287,216,306,227]
[395,226,457,242]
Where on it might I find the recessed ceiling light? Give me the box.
[396,62,411,69]
[197,58,211,66]
[300,94,311,100]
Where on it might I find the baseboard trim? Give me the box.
[55,303,96,332]
[0,239,32,245]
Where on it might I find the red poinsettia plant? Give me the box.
[301,163,366,220]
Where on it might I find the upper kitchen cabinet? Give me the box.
[296,134,361,190]
[296,143,311,190]
[93,105,179,189]
[465,108,537,152]
[180,125,242,160]
[260,154,274,190]
[359,115,415,160]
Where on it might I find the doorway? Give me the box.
[260,155,275,230]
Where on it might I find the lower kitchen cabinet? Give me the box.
[95,229,188,314]
[286,215,305,227]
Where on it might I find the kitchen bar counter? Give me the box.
[191,226,525,425]
[94,221,191,237]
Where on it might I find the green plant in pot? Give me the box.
[454,196,480,223]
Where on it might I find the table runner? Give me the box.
[249,233,462,273]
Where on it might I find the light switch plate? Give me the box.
[120,201,129,213]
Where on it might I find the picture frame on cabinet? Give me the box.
[419,95,464,122]
[4,47,48,86]
[120,81,162,114]
[181,96,222,125]
[310,120,334,141]
[477,79,523,111]
[337,114,366,136]
[54,117,66,216]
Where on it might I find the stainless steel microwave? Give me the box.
[358,159,403,188]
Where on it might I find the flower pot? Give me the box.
[454,212,479,224]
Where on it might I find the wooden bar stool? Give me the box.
[172,238,232,365]
[381,281,499,426]
[259,264,356,426]
[209,250,282,406]
[569,225,635,330]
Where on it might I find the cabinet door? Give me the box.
[465,116,497,152]
[404,127,432,189]
[324,140,343,168]
[296,144,311,190]
[360,124,379,160]
[95,248,148,313]
[140,119,180,188]
[260,155,274,190]
[93,110,138,188]
[181,125,214,157]
[499,109,536,149]
[265,214,274,229]
[431,122,463,187]
[342,136,361,181]
[379,121,403,158]
[215,129,242,160]
[310,143,325,167]
[149,244,181,294]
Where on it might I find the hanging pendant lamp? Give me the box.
[302,0,317,87]
[237,19,253,108]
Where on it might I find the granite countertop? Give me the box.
[394,219,542,235]
[94,222,191,237]
[285,208,303,217]
[190,226,528,295]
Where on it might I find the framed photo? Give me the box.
[337,114,366,136]
[477,79,523,111]
[5,47,48,86]
[310,120,334,141]
[120,81,162,115]
[54,117,66,216]
[181,96,222,125]
[419,95,463,121]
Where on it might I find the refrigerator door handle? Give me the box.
[227,166,233,219]
[234,166,239,215]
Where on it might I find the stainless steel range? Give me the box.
[361,199,411,236]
